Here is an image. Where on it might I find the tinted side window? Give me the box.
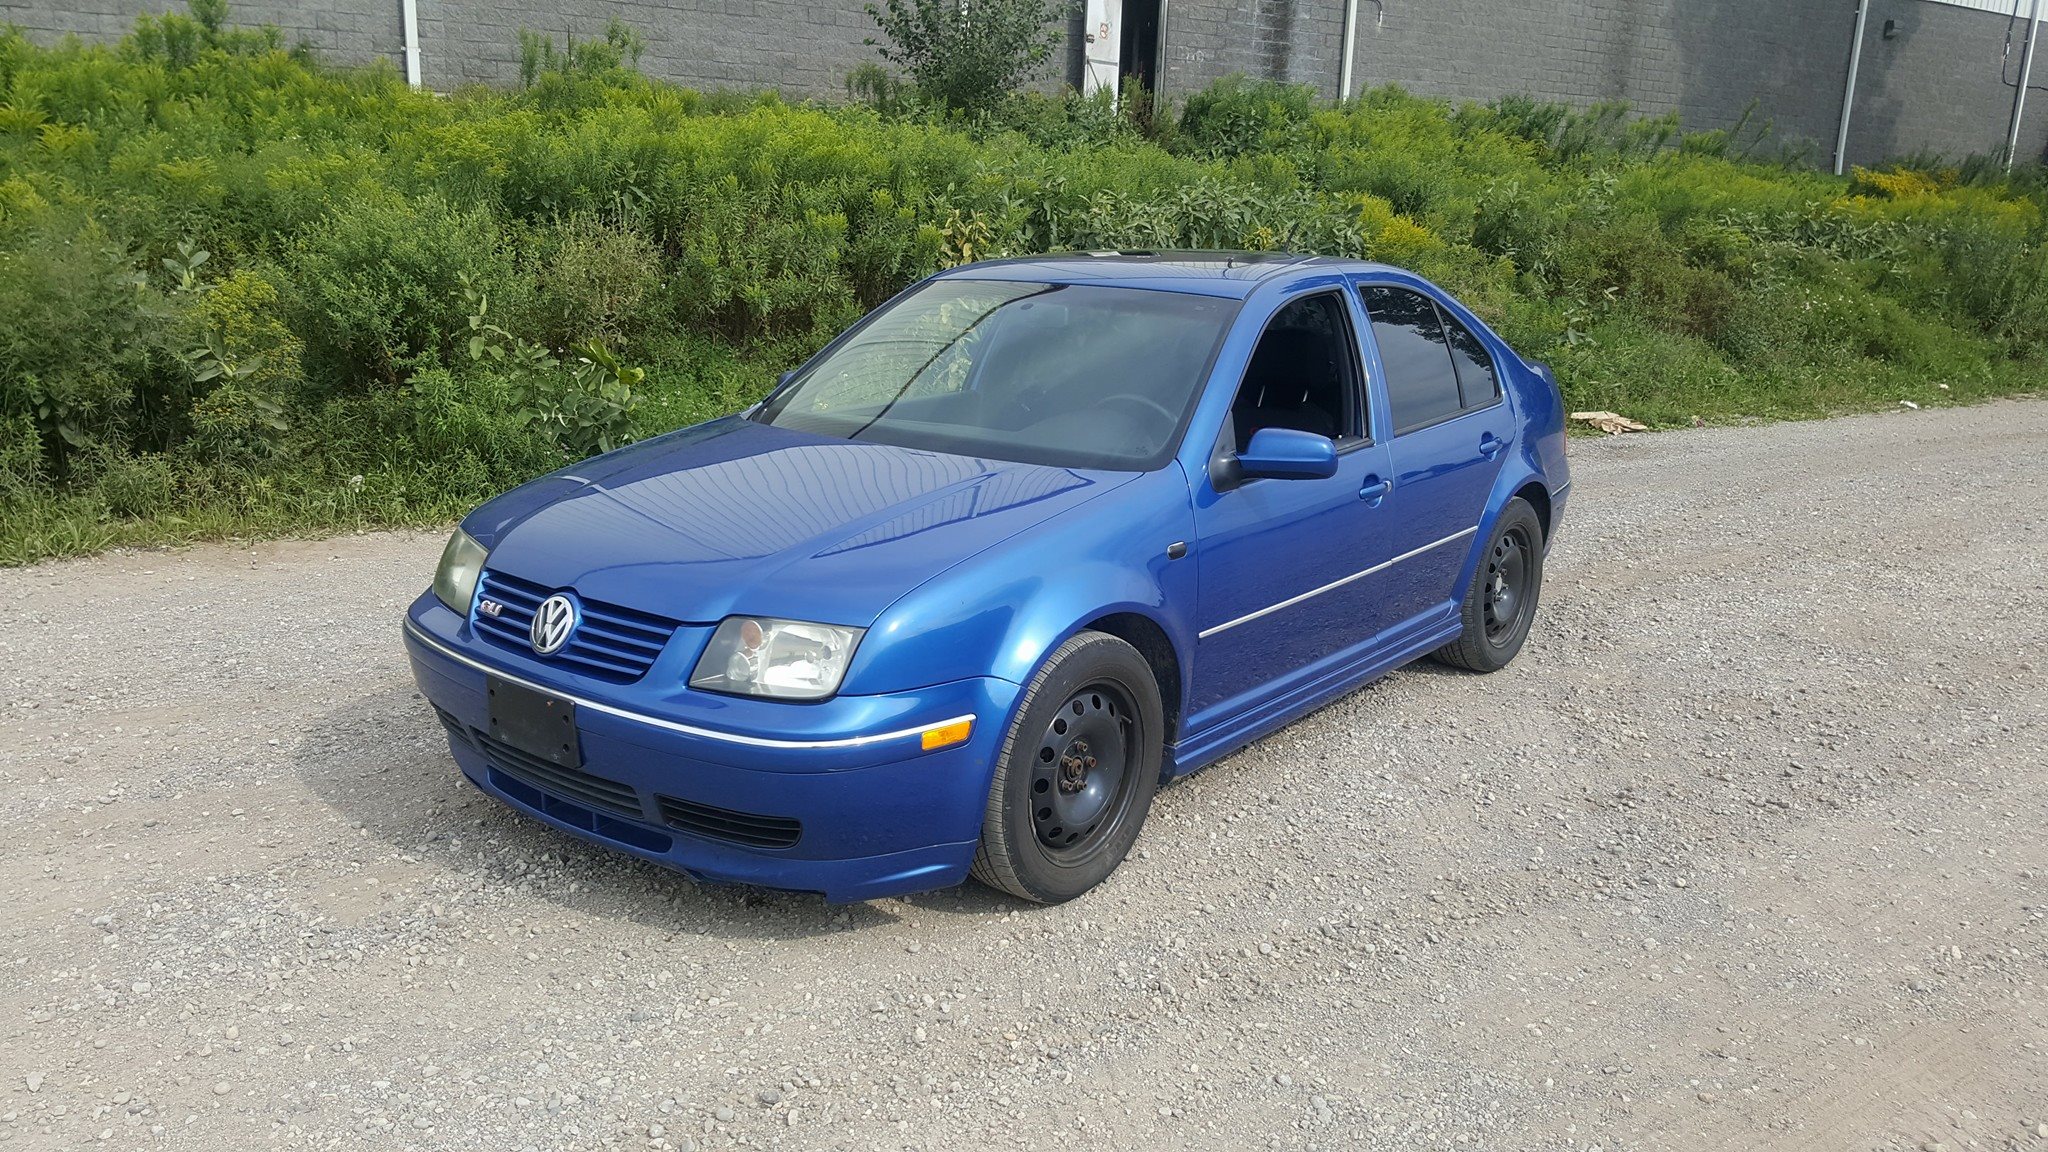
[1440,310,1501,410]
[1361,286,1461,435]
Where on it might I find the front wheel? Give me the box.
[971,631,1163,903]
[1434,497,1545,673]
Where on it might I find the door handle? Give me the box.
[1479,433,1507,459]
[1358,476,1391,505]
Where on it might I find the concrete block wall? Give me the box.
[415,0,880,95]
[1165,0,1853,153]
[1160,0,1349,100]
[1,0,2041,165]
[1852,0,2048,165]
[0,0,403,66]
[1158,0,2043,167]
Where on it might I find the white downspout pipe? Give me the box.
[2007,0,2044,170]
[1833,0,1870,175]
[400,0,422,88]
[1339,0,1359,102]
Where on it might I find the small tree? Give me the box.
[864,0,1063,112]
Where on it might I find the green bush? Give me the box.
[284,192,515,389]
[0,7,2042,564]
[863,0,1062,112]
[0,210,185,475]
[1178,78,1317,159]
[518,212,661,350]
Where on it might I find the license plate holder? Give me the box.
[487,676,581,769]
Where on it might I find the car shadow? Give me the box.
[292,683,1026,941]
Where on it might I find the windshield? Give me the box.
[753,279,1238,469]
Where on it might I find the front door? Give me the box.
[1190,290,1392,730]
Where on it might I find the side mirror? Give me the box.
[1236,427,1338,481]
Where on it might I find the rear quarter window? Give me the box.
[1441,312,1502,410]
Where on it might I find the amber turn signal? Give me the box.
[920,717,974,752]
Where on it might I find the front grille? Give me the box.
[656,794,802,850]
[473,569,677,683]
[486,769,674,855]
[474,731,643,820]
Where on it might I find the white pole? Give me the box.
[401,0,422,88]
[2008,0,2044,170]
[1339,0,1359,101]
[1833,0,1870,176]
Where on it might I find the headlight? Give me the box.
[433,529,488,615]
[689,616,864,700]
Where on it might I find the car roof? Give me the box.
[930,251,1412,300]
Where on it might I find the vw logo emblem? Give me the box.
[529,594,578,656]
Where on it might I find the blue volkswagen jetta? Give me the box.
[403,252,1569,903]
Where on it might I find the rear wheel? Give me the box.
[1434,497,1545,672]
[971,631,1163,903]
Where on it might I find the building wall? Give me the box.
[1161,0,1820,160]
[1157,0,2044,166]
[414,0,879,94]
[1158,0,1352,98]
[0,0,403,64]
[1853,0,2048,165]
[2,0,2041,166]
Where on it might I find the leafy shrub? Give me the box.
[1178,77,1317,159]
[846,62,914,118]
[94,450,180,517]
[668,173,859,344]
[518,213,661,350]
[512,19,652,116]
[126,0,287,69]
[284,192,514,389]
[459,277,646,457]
[0,210,182,474]
[863,0,1062,111]
[987,87,1144,152]
[0,412,43,501]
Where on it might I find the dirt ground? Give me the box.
[2,399,2044,1151]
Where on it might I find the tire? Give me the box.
[970,631,1164,903]
[1433,497,1545,673]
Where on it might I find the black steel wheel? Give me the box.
[972,632,1163,903]
[1027,681,1139,861]
[1434,497,1546,673]
[1481,522,1535,644]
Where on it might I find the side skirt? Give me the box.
[1164,616,1462,779]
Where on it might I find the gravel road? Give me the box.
[3,400,2045,1152]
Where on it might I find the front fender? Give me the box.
[841,466,1199,703]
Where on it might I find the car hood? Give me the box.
[466,417,1133,627]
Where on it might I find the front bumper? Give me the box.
[403,595,1020,902]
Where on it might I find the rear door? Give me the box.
[1353,281,1512,633]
